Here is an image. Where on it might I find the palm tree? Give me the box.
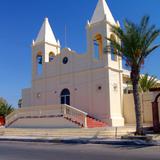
[139,74,158,93]
[0,98,14,117]
[106,16,160,135]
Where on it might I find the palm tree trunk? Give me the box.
[131,69,143,135]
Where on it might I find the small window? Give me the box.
[110,34,117,61]
[49,52,54,62]
[93,34,103,60]
[36,53,43,75]
[63,57,68,64]
[93,41,100,59]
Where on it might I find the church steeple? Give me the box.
[86,0,119,62]
[32,17,61,79]
[35,17,58,45]
[91,0,115,24]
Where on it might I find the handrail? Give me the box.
[64,104,88,116]
[62,104,88,128]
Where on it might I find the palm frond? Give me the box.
[0,100,14,117]
[139,74,158,92]
[106,16,160,69]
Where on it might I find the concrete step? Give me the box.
[0,127,136,138]
[0,127,136,132]
[87,116,107,128]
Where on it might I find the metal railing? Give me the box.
[5,104,88,128]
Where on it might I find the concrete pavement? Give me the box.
[0,127,160,146]
[0,141,160,160]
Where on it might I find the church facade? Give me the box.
[22,0,125,127]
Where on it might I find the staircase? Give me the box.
[8,116,80,129]
[87,116,107,128]
[5,105,107,129]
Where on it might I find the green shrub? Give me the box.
[0,98,14,117]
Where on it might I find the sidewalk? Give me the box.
[0,125,159,146]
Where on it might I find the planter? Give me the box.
[0,116,5,126]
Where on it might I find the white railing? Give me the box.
[5,104,88,128]
[62,104,88,128]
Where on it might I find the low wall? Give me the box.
[123,92,160,124]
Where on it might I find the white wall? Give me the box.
[22,45,124,126]
[22,88,31,107]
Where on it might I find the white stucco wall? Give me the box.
[23,45,124,126]
[22,88,32,108]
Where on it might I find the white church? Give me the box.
[21,0,129,127]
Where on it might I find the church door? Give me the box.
[60,89,70,105]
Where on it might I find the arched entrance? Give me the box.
[60,89,70,105]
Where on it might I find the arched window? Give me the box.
[110,34,117,61]
[49,52,54,62]
[60,88,70,105]
[93,34,103,60]
[36,52,43,75]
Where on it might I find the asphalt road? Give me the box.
[0,142,160,160]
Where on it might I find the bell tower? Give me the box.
[31,18,60,79]
[86,0,120,63]
[86,0,124,126]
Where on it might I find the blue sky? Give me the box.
[0,0,160,107]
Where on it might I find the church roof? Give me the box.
[35,18,57,45]
[91,0,115,24]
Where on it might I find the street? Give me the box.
[0,141,160,160]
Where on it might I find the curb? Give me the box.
[0,137,157,146]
